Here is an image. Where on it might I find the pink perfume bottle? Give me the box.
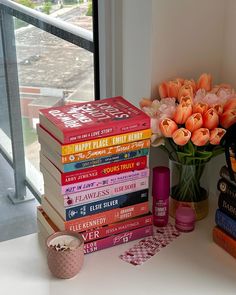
[152,166,170,227]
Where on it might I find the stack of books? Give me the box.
[213,165,236,258]
[37,96,154,254]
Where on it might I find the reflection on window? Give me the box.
[12,1,95,186]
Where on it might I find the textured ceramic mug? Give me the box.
[46,231,84,279]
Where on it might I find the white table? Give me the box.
[1,203,236,295]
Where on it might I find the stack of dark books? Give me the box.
[213,166,236,258]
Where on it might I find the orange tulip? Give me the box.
[178,84,194,101]
[159,80,183,99]
[176,78,185,85]
[167,80,182,98]
[191,128,210,146]
[172,128,191,146]
[184,79,197,93]
[192,103,209,115]
[159,81,169,98]
[173,103,192,124]
[223,97,236,112]
[212,104,223,116]
[179,95,193,105]
[197,73,212,91]
[139,98,153,109]
[209,128,226,145]
[220,110,236,129]
[159,118,178,137]
[185,113,203,132]
[202,108,219,129]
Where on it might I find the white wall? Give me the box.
[221,0,236,88]
[151,0,225,97]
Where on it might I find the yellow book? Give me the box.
[37,125,151,156]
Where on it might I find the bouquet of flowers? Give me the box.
[140,73,236,219]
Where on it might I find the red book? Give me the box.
[40,153,148,185]
[39,97,150,144]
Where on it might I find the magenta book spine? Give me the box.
[61,168,149,195]
[64,177,149,207]
[83,225,153,254]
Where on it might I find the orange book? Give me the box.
[213,226,236,259]
[42,196,149,232]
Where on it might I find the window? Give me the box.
[0,0,99,203]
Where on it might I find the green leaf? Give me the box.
[184,141,195,156]
[195,150,213,160]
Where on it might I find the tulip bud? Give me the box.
[185,113,203,132]
[209,128,226,145]
[202,108,219,130]
[212,104,223,116]
[192,103,208,115]
[159,81,169,98]
[179,95,193,105]
[173,103,192,124]
[223,97,236,112]
[167,80,182,98]
[139,98,153,109]
[191,128,210,146]
[172,128,191,146]
[197,73,212,91]
[178,84,194,101]
[184,79,197,93]
[159,118,178,137]
[220,110,236,129]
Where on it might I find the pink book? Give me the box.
[81,213,153,242]
[39,96,150,144]
[84,225,153,254]
[40,153,148,185]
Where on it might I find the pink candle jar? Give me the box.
[175,206,196,232]
[46,231,84,279]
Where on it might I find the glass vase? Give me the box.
[169,159,209,220]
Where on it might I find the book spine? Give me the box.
[65,189,149,220]
[63,148,149,172]
[215,209,236,239]
[212,226,236,259]
[63,177,149,207]
[81,213,153,243]
[84,225,153,254]
[61,129,152,155]
[220,166,236,187]
[217,178,236,199]
[61,139,150,163]
[218,193,236,220]
[61,156,147,185]
[66,202,149,232]
[62,168,149,194]
[65,117,150,143]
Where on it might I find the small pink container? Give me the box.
[46,231,84,279]
[175,206,195,232]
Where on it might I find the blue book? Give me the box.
[215,209,236,239]
[66,189,149,221]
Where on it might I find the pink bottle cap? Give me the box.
[175,207,195,222]
[175,206,196,232]
[152,166,170,199]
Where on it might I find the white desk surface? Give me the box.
[1,203,236,295]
